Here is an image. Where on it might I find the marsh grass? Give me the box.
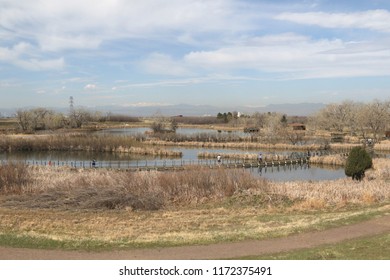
[308,154,346,166]
[0,162,32,194]
[1,167,270,210]
[374,140,390,151]
[1,158,389,211]
[144,139,324,151]
[0,134,181,157]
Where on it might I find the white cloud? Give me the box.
[84,84,97,90]
[0,42,65,71]
[141,53,192,76]
[38,35,102,52]
[183,33,390,79]
[0,0,253,52]
[15,57,65,71]
[275,9,390,33]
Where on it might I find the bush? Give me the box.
[345,147,372,181]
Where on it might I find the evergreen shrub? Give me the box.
[345,146,372,181]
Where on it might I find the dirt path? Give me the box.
[1,215,389,260]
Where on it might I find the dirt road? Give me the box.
[1,215,389,260]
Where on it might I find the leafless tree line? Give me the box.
[15,108,96,132]
[309,100,390,141]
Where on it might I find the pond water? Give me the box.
[1,147,346,182]
[248,164,346,182]
[96,127,246,137]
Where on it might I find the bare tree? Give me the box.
[260,112,285,144]
[69,108,92,128]
[356,100,390,142]
[150,115,177,133]
[16,108,66,132]
[15,109,32,131]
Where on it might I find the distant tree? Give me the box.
[150,116,177,133]
[216,112,235,123]
[69,108,91,128]
[15,108,61,132]
[261,112,285,144]
[15,109,32,131]
[356,99,390,142]
[313,101,357,133]
[285,130,305,145]
[345,147,372,181]
[251,112,267,128]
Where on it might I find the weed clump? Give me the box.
[0,162,32,194]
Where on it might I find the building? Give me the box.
[289,123,306,131]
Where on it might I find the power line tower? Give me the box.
[69,96,74,113]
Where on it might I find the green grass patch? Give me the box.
[242,233,390,260]
[0,232,192,252]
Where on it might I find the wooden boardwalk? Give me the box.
[1,157,311,171]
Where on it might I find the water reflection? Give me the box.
[96,127,246,137]
[248,163,346,181]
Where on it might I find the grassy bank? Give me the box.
[0,205,388,251]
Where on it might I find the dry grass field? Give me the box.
[0,157,389,250]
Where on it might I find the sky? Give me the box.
[1,0,390,110]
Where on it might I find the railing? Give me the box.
[0,156,312,170]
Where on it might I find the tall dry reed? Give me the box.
[143,139,323,151]
[0,162,32,194]
[0,134,181,157]
[1,158,389,211]
[1,166,269,210]
[308,154,346,166]
[374,140,390,151]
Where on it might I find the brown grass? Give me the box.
[0,134,181,157]
[1,159,389,248]
[308,154,346,166]
[0,167,269,210]
[265,158,390,209]
[1,158,389,211]
[268,178,390,210]
[374,140,390,151]
[0,162,32,194]
[144,139,324,151]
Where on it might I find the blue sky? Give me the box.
[1,0,390,109]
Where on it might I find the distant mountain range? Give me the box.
[1,103,325,117]
[95,103,325,116]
